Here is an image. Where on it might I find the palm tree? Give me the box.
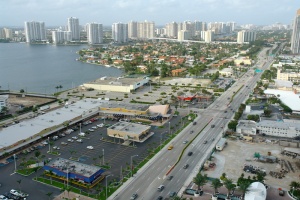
[46,192,53,200]
[211,178,223,196]
[223,179,235,199]
[238,181,251,199]
[193,173,208,192]
[290,181,300,195]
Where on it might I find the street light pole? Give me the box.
[79,123,81,133]
[160,133,163,150]
[131,155,138,177]
[168,122,170,135]
[106,174,113,199]
[102,149,105,165]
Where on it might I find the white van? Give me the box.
[78,132,86,137]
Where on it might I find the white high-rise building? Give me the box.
[3,28,13,39]
[178,30,190,41]
[128,21,138,38]
[67,17,80,41]
[137,21,155,39]
[201,30,214,43]
[0,29,5,39]
[112,22,128,43]
[86,23,103,45]
[291,9,300,54]
[24,21,46,43]
[52,31,72,44]
[237,30,256,43]
[166,21,178,38]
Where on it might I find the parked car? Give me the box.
[97,123,104,128]
[4,192,19,200]
[76,139,83,143]
[61,142,68,145]
[10,190,26,198]
[88,129,94,132]
[53,146,60,150]
[91,126,98,129]
[67,139,74,142]
[42,141,48,145]
[0,195,8,200]
[87,146,94,150]
[72,136,78,140]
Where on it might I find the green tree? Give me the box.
[193,173,208,191]
[228,120,238,131]
[264,108,272,117]
[211,178,223,195]
[223,179,235,198]
[238,180,251,199]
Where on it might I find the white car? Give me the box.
[88,129,94,132]
[97,123,104,128]
[53,146,60,150]
[61,142,68,145]
[0,195,8,200]
[42,141,48,145]
[72,136,78,140]
[67,139,74,142]
[91,126,98,129]
[76,139,83,143]
[10,189,26,198]
[87,146,94,150]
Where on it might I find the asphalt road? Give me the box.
[109,46,278,200]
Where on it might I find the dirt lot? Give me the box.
[205,139,300,190]
[8,94,54,107]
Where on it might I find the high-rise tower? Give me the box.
[24,21,46,43]
[291,9,300,54]
[87,23,103,45]
[67,17,80,41]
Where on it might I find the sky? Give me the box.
[0,0,298,27]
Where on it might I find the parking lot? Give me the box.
[0,114,186,199]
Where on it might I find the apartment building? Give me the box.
[237,30,256,44]
[24,21,46,43]
[277,69,300,83]
[0,95,8,112]
[67,17,80,41]
[86,23,103,45]
[256,120,300,138]
[112,22,128,43]
[291,9,300,54]
[52,31,72,44]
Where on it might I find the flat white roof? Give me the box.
[108,122,151,135]
[0,99,104,150]
[264,89,300,112]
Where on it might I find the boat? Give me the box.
[105,65,111,68]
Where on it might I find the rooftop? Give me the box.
[237,120,257,129]
[0,99,104,151]
[46,157,102,177]
[264,89,300,112]
[99,101,149,111]
[108,122,151,135]
[257,120,300,129]
[86,76,149,86]
[244,182,266,200]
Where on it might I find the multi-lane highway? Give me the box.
[109,46,279,200]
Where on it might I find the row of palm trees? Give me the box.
[193,173,252,199]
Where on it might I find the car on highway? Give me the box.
[61,142,68,145]
[190,130,194,134]
[167,176,173,180]
[169,191,176,197]
[130,193,138,200]
[156,196,163,200]
[203,140,207,144]
[183,140,188,144]
[168,145,174,150]
[211,125,215,128]
[187,152,193,156]
[157,185,165,191]
[183,164,189,169]
[224,111,227,113]
[87,146,94,150]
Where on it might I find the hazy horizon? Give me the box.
[0,0,298,27]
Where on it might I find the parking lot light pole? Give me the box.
[131,155,138,177]
[106,174,113,199]
[160,133,163,150]
[168,122,171,135]
[13,154,17,172]
[79,123,81,133]
[48,137,50,152]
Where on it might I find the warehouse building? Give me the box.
[83,76,150,93]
